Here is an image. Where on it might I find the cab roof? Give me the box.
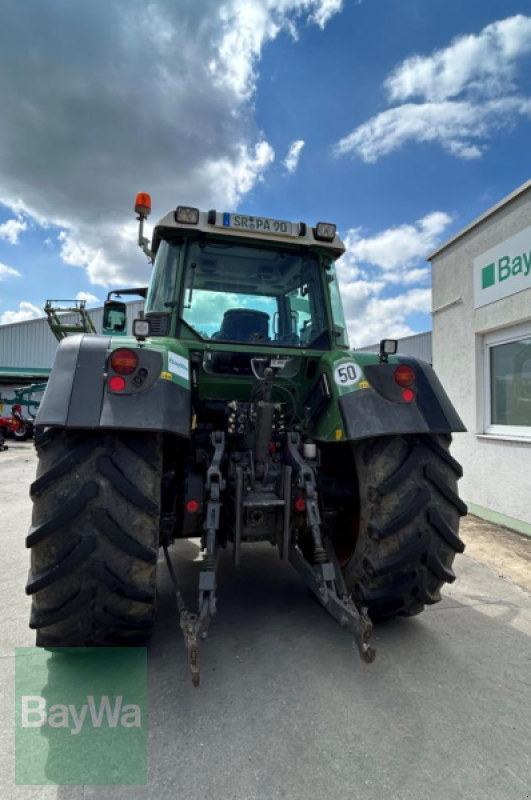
[152,209,346,258]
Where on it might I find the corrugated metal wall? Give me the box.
[0,301,144,369]
[359,332,432,364]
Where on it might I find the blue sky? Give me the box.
[1,0,530,345]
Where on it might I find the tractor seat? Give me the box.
[215,309,270,343]
[211,309,271,374]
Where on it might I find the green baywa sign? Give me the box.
[15,647,147,785]
[474,224,531,309]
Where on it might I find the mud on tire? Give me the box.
[26,430,162,646]
[342,434,466,620]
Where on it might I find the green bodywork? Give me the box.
[37,219,464,442]
[107,334,402,442]
[103,229,397,443]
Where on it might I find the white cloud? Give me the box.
[335,97,531,162]
[347,289,432,348]
[75,291,100,303]
[211,1,343,100]
[1,301,42,325]
[284,140,305,173]
[343,212,452,271]
[311,0,343,29]
[0,217,28,244]
[0,0,345,287]
[336,212,452,347]
[385,15,531,103]
[200,141,276,209]
[335,15,531,162]
[0,262,21,280]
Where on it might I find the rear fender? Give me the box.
[37,335,192,437]
[311,352,465,442]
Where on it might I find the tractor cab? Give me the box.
[134,198,350,389]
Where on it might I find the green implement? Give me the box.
[44,299,96,341]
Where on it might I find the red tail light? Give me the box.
[394,364,416,388]
[110,348,138,376]
[109,376,126,392]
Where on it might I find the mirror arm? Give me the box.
[137,214,154,263]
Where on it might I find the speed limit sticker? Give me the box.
[334,361,360,387]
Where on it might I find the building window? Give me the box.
[483,322,531,438]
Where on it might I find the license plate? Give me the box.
[223,213,295,236]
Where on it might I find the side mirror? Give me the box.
[103,300,127,334]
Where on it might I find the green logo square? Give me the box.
[481,262,495,289]
[15,647,147,785]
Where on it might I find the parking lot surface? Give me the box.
[1,442,530,799]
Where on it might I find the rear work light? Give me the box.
[314,222,336,241]
[394,364,416,388]
[175,206,199,224]
[110,348,138,376]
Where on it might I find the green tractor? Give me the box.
[27,193,466,685]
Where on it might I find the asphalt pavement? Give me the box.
[1,442,530,800]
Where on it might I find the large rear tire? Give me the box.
[26,430,162,646]
[341,434,466,620]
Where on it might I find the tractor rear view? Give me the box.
[26,195,466,685]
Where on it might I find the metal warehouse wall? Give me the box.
[359,332,432,364]
[0,301,144,369]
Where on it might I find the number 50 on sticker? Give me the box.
[334,361,360,387]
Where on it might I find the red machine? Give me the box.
[0,403,34,448]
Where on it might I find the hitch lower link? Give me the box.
[285,433,376,664]
[164,432,225,688]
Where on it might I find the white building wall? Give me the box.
[432,188,531,526]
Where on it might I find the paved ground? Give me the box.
[1,441,530,800]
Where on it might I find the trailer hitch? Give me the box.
[163,544,219,687]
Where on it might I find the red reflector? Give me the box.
[394,364,416,388]
[186,500,199,514]
[402,388,415,402]
[109,376,126,392]
[295,498,306,512]
[110,348,138,376]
